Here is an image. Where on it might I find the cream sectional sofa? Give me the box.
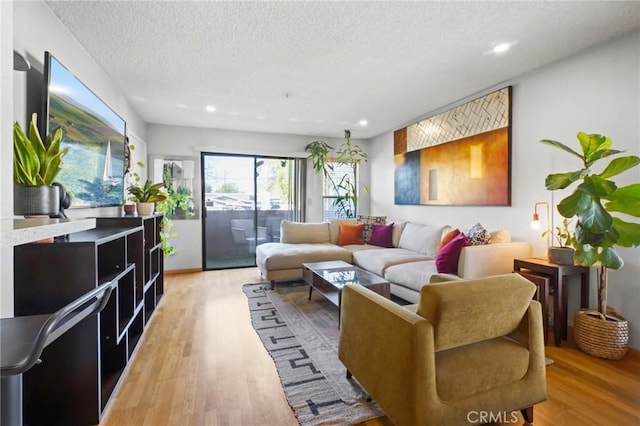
[256,220,531,303]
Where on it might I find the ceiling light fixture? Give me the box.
[359,119,368,126]
[205,105,216,113]
[490,41,518,55]
[493,43,510,53]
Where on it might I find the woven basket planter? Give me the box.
[574,309,629,360]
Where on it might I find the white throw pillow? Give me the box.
[280,220,331,244]
[490,229,512,244]
[398,222,443,257]
[392,221,407,247]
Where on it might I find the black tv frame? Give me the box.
[42,51,127,208]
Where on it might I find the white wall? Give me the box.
[1,1,148,317]
[369,31,640,347]
[146,124,370,271]
[1,0,15,317]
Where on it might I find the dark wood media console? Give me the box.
[13,214,164,426]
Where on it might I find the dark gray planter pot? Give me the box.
[548,246,575,265]
[14,185,60,216]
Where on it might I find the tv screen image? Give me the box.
[43,52,126,208]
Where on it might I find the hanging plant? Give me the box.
[305,129,368,218]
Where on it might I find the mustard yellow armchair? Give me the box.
[338,273,547,426]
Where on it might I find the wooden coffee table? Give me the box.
[302,261,390,321]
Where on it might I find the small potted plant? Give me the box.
[544,218,575,265]
[127,180,167,216]
[541,132,640,359]
[13,113,68,216]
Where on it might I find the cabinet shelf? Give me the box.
[14,214,164,425]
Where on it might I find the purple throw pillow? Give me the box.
[368,223,394,248]
[436,233,469,273]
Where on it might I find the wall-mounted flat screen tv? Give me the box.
[42,51,126,208]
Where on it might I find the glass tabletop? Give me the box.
[320,267,388,289]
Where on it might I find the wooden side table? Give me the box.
[516,271,550,345]
[514,257,590,347]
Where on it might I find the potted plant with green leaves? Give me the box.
[541,132,640,359]
[13,113,68,216]
[127,180,167,216]
[543,218,575,265]
[306,129,368,218]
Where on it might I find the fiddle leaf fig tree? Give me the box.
[541,132,640,318]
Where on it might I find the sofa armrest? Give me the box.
[457,242,532,279]
[429,273,462,283]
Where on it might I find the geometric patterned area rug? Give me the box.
[243,282,385,425]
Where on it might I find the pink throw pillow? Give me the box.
[368,223,394,248]
[436,233,469,274]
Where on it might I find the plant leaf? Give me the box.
[557,190,590,217]
[589,175,617,197]
[604,183,640,217]
[586,149,624,167]
[14,123,39,184]
[545,170,585,190]
[577,201,612,234]
[578,132,610,160]
[600,247,624,270]
[27,113,46,167]
[41,150,68,186]
[599,155,640,179]
[540,139,584,160]
[612,217,640,247]
[574,224,605,246]
[574,244,599,266]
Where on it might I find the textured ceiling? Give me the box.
[45,1,640,139]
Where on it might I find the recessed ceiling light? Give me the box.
[205,105,216,113]
[176,103,186,109]
[489,41,518,55]
[493,43,510,53]
[359,119,368,126]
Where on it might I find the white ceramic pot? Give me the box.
[136,202,155,216]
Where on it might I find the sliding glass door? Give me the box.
[202,153,305,270]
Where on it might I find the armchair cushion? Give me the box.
[417,274,536,351]
[435,336,530,401]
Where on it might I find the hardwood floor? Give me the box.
[100,269,640,426]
